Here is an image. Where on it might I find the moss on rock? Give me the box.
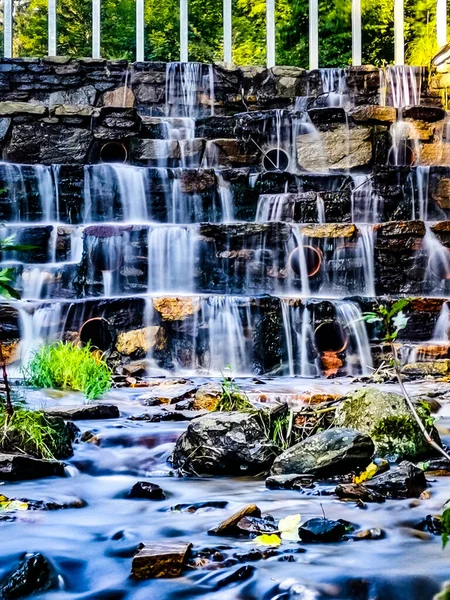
[334,387,440,460]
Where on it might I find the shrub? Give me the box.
[0,404,72,459]
[23,341,112,400]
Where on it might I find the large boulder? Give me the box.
[334,388,441,459]
[270,428,374,477]
[170,412,277,475]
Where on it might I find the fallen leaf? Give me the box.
[254,533,281,546]
[0,495,28,512]
[278,513,301,541]
[354,462,378,485]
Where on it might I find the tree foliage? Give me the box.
[7,0,449,66]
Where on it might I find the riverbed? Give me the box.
[2,379,450,599]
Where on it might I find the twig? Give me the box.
[391,342,450,461]
[0,344,13,417]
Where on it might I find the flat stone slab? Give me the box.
[208,503,261,536]
[44,405,120,420]
[0,453,65,481]
[131,542,192,579]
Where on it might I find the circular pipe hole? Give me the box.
[89,237,123,272]
[314,321,348,353]
[387,143,414,166]
[79,317,113,352]
[100,142,128,164]
[262,148,290,172]
[289,246,322,278]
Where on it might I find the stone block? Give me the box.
[131,542,191,579]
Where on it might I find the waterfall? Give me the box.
[256,194,292,222]
[334,300,373,376]
[165,62,214,119]
[199,296,253,375]
[147,225,197,293]
[408,166,431,221]
[320,68,350,108]
[16,301,63,367]
[357,225,376,297]
[351,174,381,223]
[422,225,450,294]
[83,164,149,223]
[380,66,422,108]
[281,300,319,377]
[434,303,450,341]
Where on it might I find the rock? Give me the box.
[334,387,441,459]
[215,565,255,589]
[350,105,397,123]
[122,361,149,377]
[208,504,261,536]
[138,383,197,405]
[297,125,372,171]
[353,528,385,540]
[0,453,65,481]
[171,412,277,475]
[270,428,374,478]
[298,518,346,542]
[423,458,450,475]
[115,326,162,355]
[362,460,427,499]
[131,542,192,579]
[434,581,450,600]
[265,474,315,490]
[1,553,56,598]
[235,516,279,535]
[171,501,228,512]
[300,223,357,239]
[0,101,47,116]
[335,483,386,503]
[402,360,450,377]
[193,383,222,411]
[53,105,99,117]
[48,85,97,106]
[152,297,201,321]
[129,481,165,500]
[44,404,120,420]
[174,399,194,410]
[102,86,135,107]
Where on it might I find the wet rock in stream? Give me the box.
[0,453,66,481]
[271,427,375,478]
[171,501,228,512]
[44,404,120,420]
[129,481,166,500]
[131,541,192,579]
[298,518,347,543]
[171,412,277,475]
[0,553,57,598]
[208,504,261,536]
[265,473,315,490]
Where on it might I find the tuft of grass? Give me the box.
[0,403,71,459]
[217,368,254,412]
[23,341,112,400]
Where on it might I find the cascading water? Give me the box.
[334,300,373,376]
[422,225,450,295]
[281,300,319,377]
[320,68,350,108]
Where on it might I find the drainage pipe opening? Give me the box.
[79,317,113,352]
[100,142,128,164]
[314,321,348,353]
[289,246,322,278]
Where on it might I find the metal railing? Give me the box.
[2,0,448,68]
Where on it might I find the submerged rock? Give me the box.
[265,473,315,490]
[1,553,56,598]
[0,453,65,481]
[298,518,346,543]
[131,541,192,579]
[129,481,165,500]
[208,504,261,536]
[270,428,374,478]
[44,404,120,420]
[193,383,222,411]
[170,412,277,475]
[334,388,441,459]
[363,460,427,499]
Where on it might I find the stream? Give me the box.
[1,380,450,599]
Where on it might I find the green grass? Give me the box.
[0,404,72,459]
[23,341,112,400]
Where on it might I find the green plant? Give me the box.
[269,409,294,451]
[0,404,71,459]
[217,366,254,412]
[363,299,450,462]
[23,341,112,400]
[442,507,450,548]
[0,235,36,300]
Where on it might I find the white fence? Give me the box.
[2,0,448,68]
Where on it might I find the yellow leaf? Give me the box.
[354,462,378,485]
[0,495,28,512]
[278,513,301,541]
[254,534,281,546]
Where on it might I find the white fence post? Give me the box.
[48,0,57,56]
[437,0,447,49]
[223,0,232,63]
[309,0,319,69]
[4,0,12,58]
[394,0,404,65]
[352,0,362,66]
[266,0,275,67]
[180,0,188,62]
[136,0,144,61]
[92,0,101,58]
